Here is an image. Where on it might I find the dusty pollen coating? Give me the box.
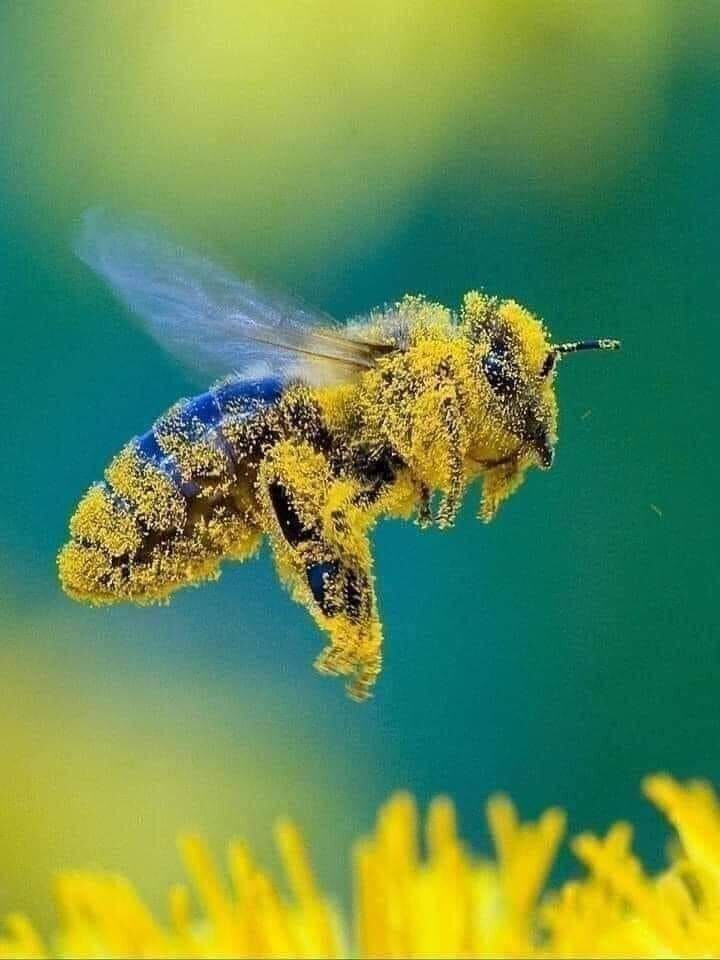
[59,293,568,699]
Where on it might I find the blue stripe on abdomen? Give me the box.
[214,376,284,413]
[136,428,166,463]
[134,376,285,486]
[183,390,223,428]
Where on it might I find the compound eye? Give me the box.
[481,339,517,398]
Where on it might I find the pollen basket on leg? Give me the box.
[257,439,384,699]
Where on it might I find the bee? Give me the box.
[59,210,620,700]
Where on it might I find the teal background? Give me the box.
[1,0,719,924]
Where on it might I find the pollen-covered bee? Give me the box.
[59,210,620,700]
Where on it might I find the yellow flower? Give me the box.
[2,775,720,958]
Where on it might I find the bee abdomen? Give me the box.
[58,376,284,604]
[143,376,284,497]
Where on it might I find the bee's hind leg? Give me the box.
[258,441,382,699]
[306,558,382,700]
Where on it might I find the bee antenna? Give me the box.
[554,338,621,355]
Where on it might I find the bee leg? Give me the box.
[435,394,465,529]
[415,484,433,528]
[258,441,382,699]
[478,459,528,522]
[305,556,382,700]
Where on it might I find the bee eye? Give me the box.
[481,340,517,398]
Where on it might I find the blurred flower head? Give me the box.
[3,775,720,958]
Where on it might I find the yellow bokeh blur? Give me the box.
[6,0,692,267]
[0,612,371,929]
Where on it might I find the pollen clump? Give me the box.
[4,776,720,959]
[257,439,385,700]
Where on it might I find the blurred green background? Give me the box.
[1,0,719,926]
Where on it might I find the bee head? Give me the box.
[462,291,620,471]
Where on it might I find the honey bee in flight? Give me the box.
[59,210,620,700]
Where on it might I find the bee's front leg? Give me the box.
[257,440,382,700]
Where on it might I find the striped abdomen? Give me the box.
[58,377,283,604]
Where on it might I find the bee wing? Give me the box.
[75,208,390,385]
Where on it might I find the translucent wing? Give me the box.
[75,208,389,385]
